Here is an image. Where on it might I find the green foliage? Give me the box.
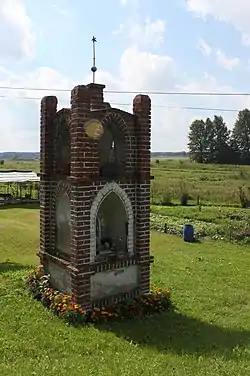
[188,119,207,163]
[238,186,250,208]
[188,115,233,164]
[178,180,189,206]
[231,109,250,164]
[187,110,250,165]
[150,205,250,242]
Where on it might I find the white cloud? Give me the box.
[198,37,212,56]
[187,0,250,45]
[0,0,35,61]
[112,24,124,36]
[113,17,166,48]
[49,4,68,16]
[215,48,240,71]
[129,18,166,47]
[197,38,240,70]
[119,45,175,90]
[120,0,139,7]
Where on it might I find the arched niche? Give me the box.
[55,112,71,176]
[55,190,71,257]
[90,182,134,262]
[99,120,125,178]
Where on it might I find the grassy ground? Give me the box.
[0,160,39,172]
[151,159,250,206]
[1,207,250,375]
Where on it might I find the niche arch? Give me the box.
[55,109,71,176]
[90,182,134,262]
[55,184,71,258]
[99,112,131,178]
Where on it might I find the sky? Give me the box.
[1,0,250,152]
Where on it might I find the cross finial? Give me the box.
[91,36,97,83]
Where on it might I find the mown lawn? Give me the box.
[0,207,250,375]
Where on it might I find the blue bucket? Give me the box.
[183,224,194,242]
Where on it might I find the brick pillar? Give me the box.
[70,85,92,306]
[133,94,151,294]
[86,83,105,110]
[40,96,57,260]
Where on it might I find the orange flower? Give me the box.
[78,308,85,315]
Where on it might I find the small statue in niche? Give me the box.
[109,140,116,163]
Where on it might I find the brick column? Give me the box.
[40,96,57,260]
[133,95,151,294]
[86,83,105,110]
[70,85,92,306]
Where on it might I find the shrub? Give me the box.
[179,180,189,206]
[238,186,250,208]
[161,190,172,206]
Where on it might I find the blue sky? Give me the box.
[0,0,250,151]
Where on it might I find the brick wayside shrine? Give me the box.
[38,82,154,308]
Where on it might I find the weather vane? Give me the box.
[91,36,97,83]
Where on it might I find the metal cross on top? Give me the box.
[91,36,97,83]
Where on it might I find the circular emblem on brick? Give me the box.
[84,119,103,140]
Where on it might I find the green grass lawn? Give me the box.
[1,207,250,375]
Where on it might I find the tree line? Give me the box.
[188,108,250,165]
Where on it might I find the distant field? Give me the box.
[151,159,250,206]
[2,158,250,207]
[0,160,39,172]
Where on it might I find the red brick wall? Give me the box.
[39,83,152,308]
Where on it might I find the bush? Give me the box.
[179,180,189,206]
[161,190,172,206]
[238,186,250,208]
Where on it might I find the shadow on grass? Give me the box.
[99,310,250,358]
[0,203,39,210]
[0,261,31,273]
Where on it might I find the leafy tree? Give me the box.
[188,115,238,164]
[231,109,250,164]
[212,115,231,164]
[188,119,207,163]
[204,117,215,163]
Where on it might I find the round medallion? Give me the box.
[84,119,103,140]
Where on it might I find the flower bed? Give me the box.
[26,265,172,325]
